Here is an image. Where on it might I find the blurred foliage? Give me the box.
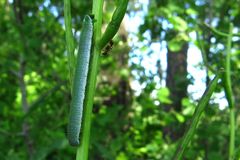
[0,0,240,159]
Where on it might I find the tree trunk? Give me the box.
[166,43,188,111]
[163,42,188,140]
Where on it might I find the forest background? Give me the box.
[1,0,240,159]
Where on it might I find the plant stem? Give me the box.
[64,0,75,94]
[98,0,128,49]
[196,31,216,73]
[229,108,235,160]
[225,23,235,160]
[204,23,240,37]
[172,74,220,160]
[225,23,234,110]
[76,0,104,160]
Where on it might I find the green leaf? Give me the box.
[168,33,189,52]
[186,8,197,15]
[169,16,188,32]
[116,152,129,160]
[173,111,185,123]
[157,87,172,104]
[168,39,183,52]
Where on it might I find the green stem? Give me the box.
[229,108,235,160]
[64,0,75,94]
[98,0,128,50]
[76,0,104,160]
[172,74,220,160]
[204,23,240,37]
[204,23,229,37]
[225,23,234,109]
[196,31,216,73]
[225,23,235,160]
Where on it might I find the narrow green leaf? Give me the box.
[172,74,220,160]
[64,0,75,94]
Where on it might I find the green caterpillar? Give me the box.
[67,15,93,146]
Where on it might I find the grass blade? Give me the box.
[64,0,75,94]
[172,74,220,160]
